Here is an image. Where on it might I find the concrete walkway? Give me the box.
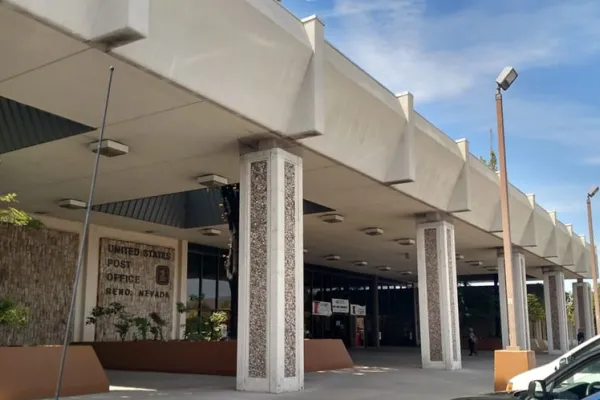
[57,348,555,400]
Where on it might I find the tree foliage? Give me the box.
[0,297,29,329]
[527,293,545,322]
[479,149,498,172]
[566,292,575,323]
[0,193,41,227]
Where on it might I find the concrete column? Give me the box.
[543,267,569,355]
[416,213,461,370]
[237,147,304,393]
[573,280,594,342]
[497,248,530,350]
[371,275,380,348]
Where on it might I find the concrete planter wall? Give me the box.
[0,345,109,400]
[77,339,353,376]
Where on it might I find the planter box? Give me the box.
[305,339,354,372]
[0,345,109,400]
[87,340,237,376]
[79,339,353,376]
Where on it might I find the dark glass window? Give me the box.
[187,253,201,309]
[201,255,218,313]
[217,255,231,312]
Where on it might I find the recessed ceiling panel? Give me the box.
[0,96,94,154]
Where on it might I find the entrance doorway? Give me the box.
[351,316,366,348]
[331,314,350,347]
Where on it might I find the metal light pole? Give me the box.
[587,185,600,333]
[495,66,520,350]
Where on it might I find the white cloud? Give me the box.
[582,156,600,165]
[327,0,600,102]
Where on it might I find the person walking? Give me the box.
[468,328,478,356]
[577,328,585,345]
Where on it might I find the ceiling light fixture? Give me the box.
[325,255,341,261]
[353,261,368,267]
[398,271,413,276]
[396,238,415,246]
[455,254,465,260]
[321,214,344,224]
[57,199,87,210]
[200,228,222,236]
[467,261,483,267]
[196,174,229,188]
[89,139,129,158]
[378,266,392,271]
[363,227,384,236]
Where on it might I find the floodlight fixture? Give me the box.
[496,67,518,91]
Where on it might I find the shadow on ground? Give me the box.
[53,348,555,400]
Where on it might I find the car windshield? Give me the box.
[571,339,600,362]
[544,356,600,399]
[555,338,600,372]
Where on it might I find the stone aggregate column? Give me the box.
[543,267,569,355]
[573,280,594,343]
[416,213,461,370]
[236,147,304,393]
[497,248,530,350]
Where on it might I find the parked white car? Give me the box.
[507,335,600,391]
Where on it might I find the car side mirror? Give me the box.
[528,380,548,399]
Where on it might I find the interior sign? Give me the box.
[331,298,349,314]
[312,301,332,316]
[350,304,366,316]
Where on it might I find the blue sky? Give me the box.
[283,0,600,286]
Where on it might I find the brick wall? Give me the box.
[0,224,79,345]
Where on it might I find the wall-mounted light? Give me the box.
[200,228,222,236]
[57,199,87,210]
[89,139,129,158]
[396,238,415,246]
[363,227,383,236]
[321,214,344,224]
[197,174,229,188]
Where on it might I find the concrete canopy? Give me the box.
[0,0,589,282]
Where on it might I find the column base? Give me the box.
[237,379,303,394]
[493,350,536,392]
[548,349,566,356]
[422,360,462,371]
